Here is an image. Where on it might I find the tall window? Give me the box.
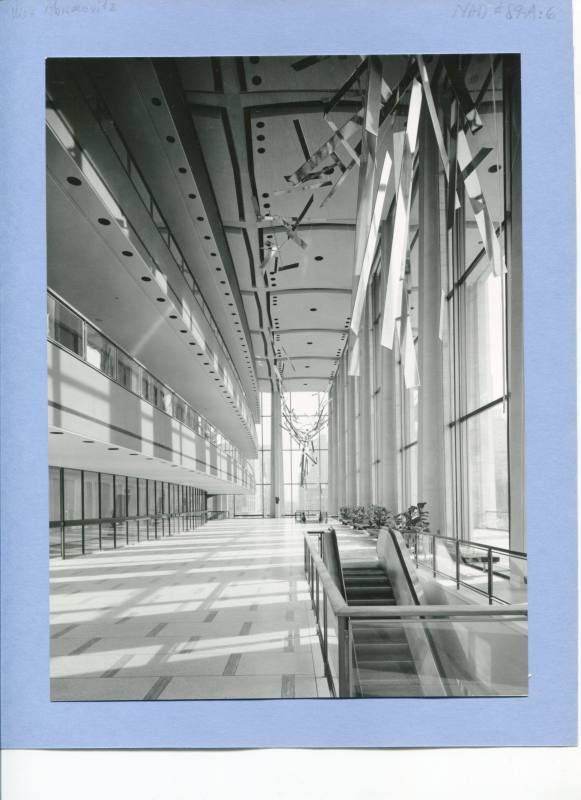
[282,391,328,514]
[395,195,420,510]
[234,392,271,515]
[443,57,510,548]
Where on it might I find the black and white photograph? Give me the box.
[47,53,527,702]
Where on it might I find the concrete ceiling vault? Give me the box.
[174,55,409,393]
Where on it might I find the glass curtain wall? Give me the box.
[49,466,207,559]
[442,56,511,548]
[282,391,328,514]
[233,390,329,516]
[328,54,520,552]
[234,392,272,515]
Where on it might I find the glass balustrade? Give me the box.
[349,614,527,698]
[47,291,254,489]
[303,532,527,698]
[410,531,527,605]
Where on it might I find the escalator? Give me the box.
[321,527,445,697]
[342,564,423,697]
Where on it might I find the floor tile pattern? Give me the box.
[50,518,332,701]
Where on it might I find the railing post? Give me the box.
[456,539,460,589]
[488,548,493,604]
[315,570,320,620]
[432,534,437,577]
[322,589,328,663]
[338,616,351,697]
[415,532,419,567]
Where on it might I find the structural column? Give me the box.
[346,355,358,506]
[358,294,373,506]
[418,112,445,535]
[327,386,338,516]
[335,360,347,510]
[270,388,284,517]
[379,221,399,511]
[505,56,525,556]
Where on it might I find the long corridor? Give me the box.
[50,519,330,701]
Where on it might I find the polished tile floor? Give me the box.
[50,518,332,701]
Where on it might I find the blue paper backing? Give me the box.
[0,0,577,748]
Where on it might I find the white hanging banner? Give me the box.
[392,129,405,194]
[402,315,420,389]
[348,335,360,377]
[456,129,505,276]
[354,58,384,276]
[350,145,393,334]
[381,79,423,350]
[417,55,461,212]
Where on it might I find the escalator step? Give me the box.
[351,627,408,644]
[357,679,424,698]
[348,598,398,606]
[354,642,412,659]
[346,587,394,597]
[343,566,385,575]
[344,581,391,590]
[357,661,417,676]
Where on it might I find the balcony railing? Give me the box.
[48,290,254,490]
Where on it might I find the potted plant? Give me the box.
[339,506,352,525]
[395,502,429,550]
[365,504,394,538]
[351,505,371,530]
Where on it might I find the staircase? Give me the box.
[342,564,424,697]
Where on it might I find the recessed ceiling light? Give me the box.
[82,440,94,444]
[50,431,64,435]
[141,276,151,282]
[151,97,162,106]
[108,447,119,451]
[66,176,82,186]
[156,297,166,302]
[309,308,317,312]
[98,217,111,226]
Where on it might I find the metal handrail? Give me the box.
[415,530,526,559]
[407,529,527,605]
[304,533,527,620]
[303,531,527,697]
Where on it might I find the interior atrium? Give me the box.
[47,54,527,701]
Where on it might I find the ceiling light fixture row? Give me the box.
[148,91,258,406]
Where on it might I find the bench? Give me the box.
[295,510,328,524]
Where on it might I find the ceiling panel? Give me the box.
[239,55,362,93]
